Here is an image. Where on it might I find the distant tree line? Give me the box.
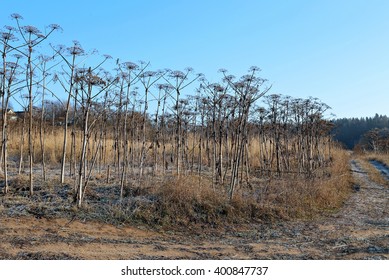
[332,114,389,150]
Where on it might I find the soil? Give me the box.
[0,158,388,260]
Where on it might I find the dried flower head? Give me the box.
[234,82,245,90]
[122,62,138,70]
[248,86,259,95]
[158,83,174,91]
[22,25,41,35]
[169,70,186,79]
[4,25,16,32]
[119,72,129,79]
[11,13,23,20]
[249,66,261,72]
[141,71,156,78]
[198,76,207,84]
[241,74,255,83]
[67,44,85,56]
[223,75,235,83]
[157,84,167,90]
[212,83,224,92]
[1,32,16,42]
[48,24,62,32]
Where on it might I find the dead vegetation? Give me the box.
[0,147,352,231]
[1,13,336,207]
[1,13,379,260]
[352,152,389,187]
[0,151,387,260]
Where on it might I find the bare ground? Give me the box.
[0,159,388,260]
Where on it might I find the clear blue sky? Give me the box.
[1,0,389,118]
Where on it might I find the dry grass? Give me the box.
[119,147,353,227]
[354,152,389,187]
[251,147,352,220]
[7,126,117,165]
[129,175,229,226]
[2,124,353,229]
[0,148,353,230]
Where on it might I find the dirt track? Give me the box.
[0,159,388,260]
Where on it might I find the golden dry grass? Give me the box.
[354,152,389,187]
[7,126,118,165]
[128,147,353,227]
[2,123,353,227]
[251,148,351,220]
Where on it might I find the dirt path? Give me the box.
[1,158,388,260]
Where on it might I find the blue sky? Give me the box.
[1,0,389,118]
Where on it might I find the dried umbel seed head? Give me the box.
[4,25,16,32]
[249,66,261,72]
[169,70,186,79]
[241,74,255,83]
[197,73,204,79]
[48,24,62,31]
[22,25,41,35]
[248,86,259,95]
[198,76,207,84]
[223,75,235,83]
[67,45,85,56]
[157,83,174,92]
[119,72,129,79]
[11,13,23,20]
[157,84,168,90]
[211,83,224,93]
[122,62,138,71]
[0,32,16,41]
[234,82,245,90]
[141,71,156,78]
